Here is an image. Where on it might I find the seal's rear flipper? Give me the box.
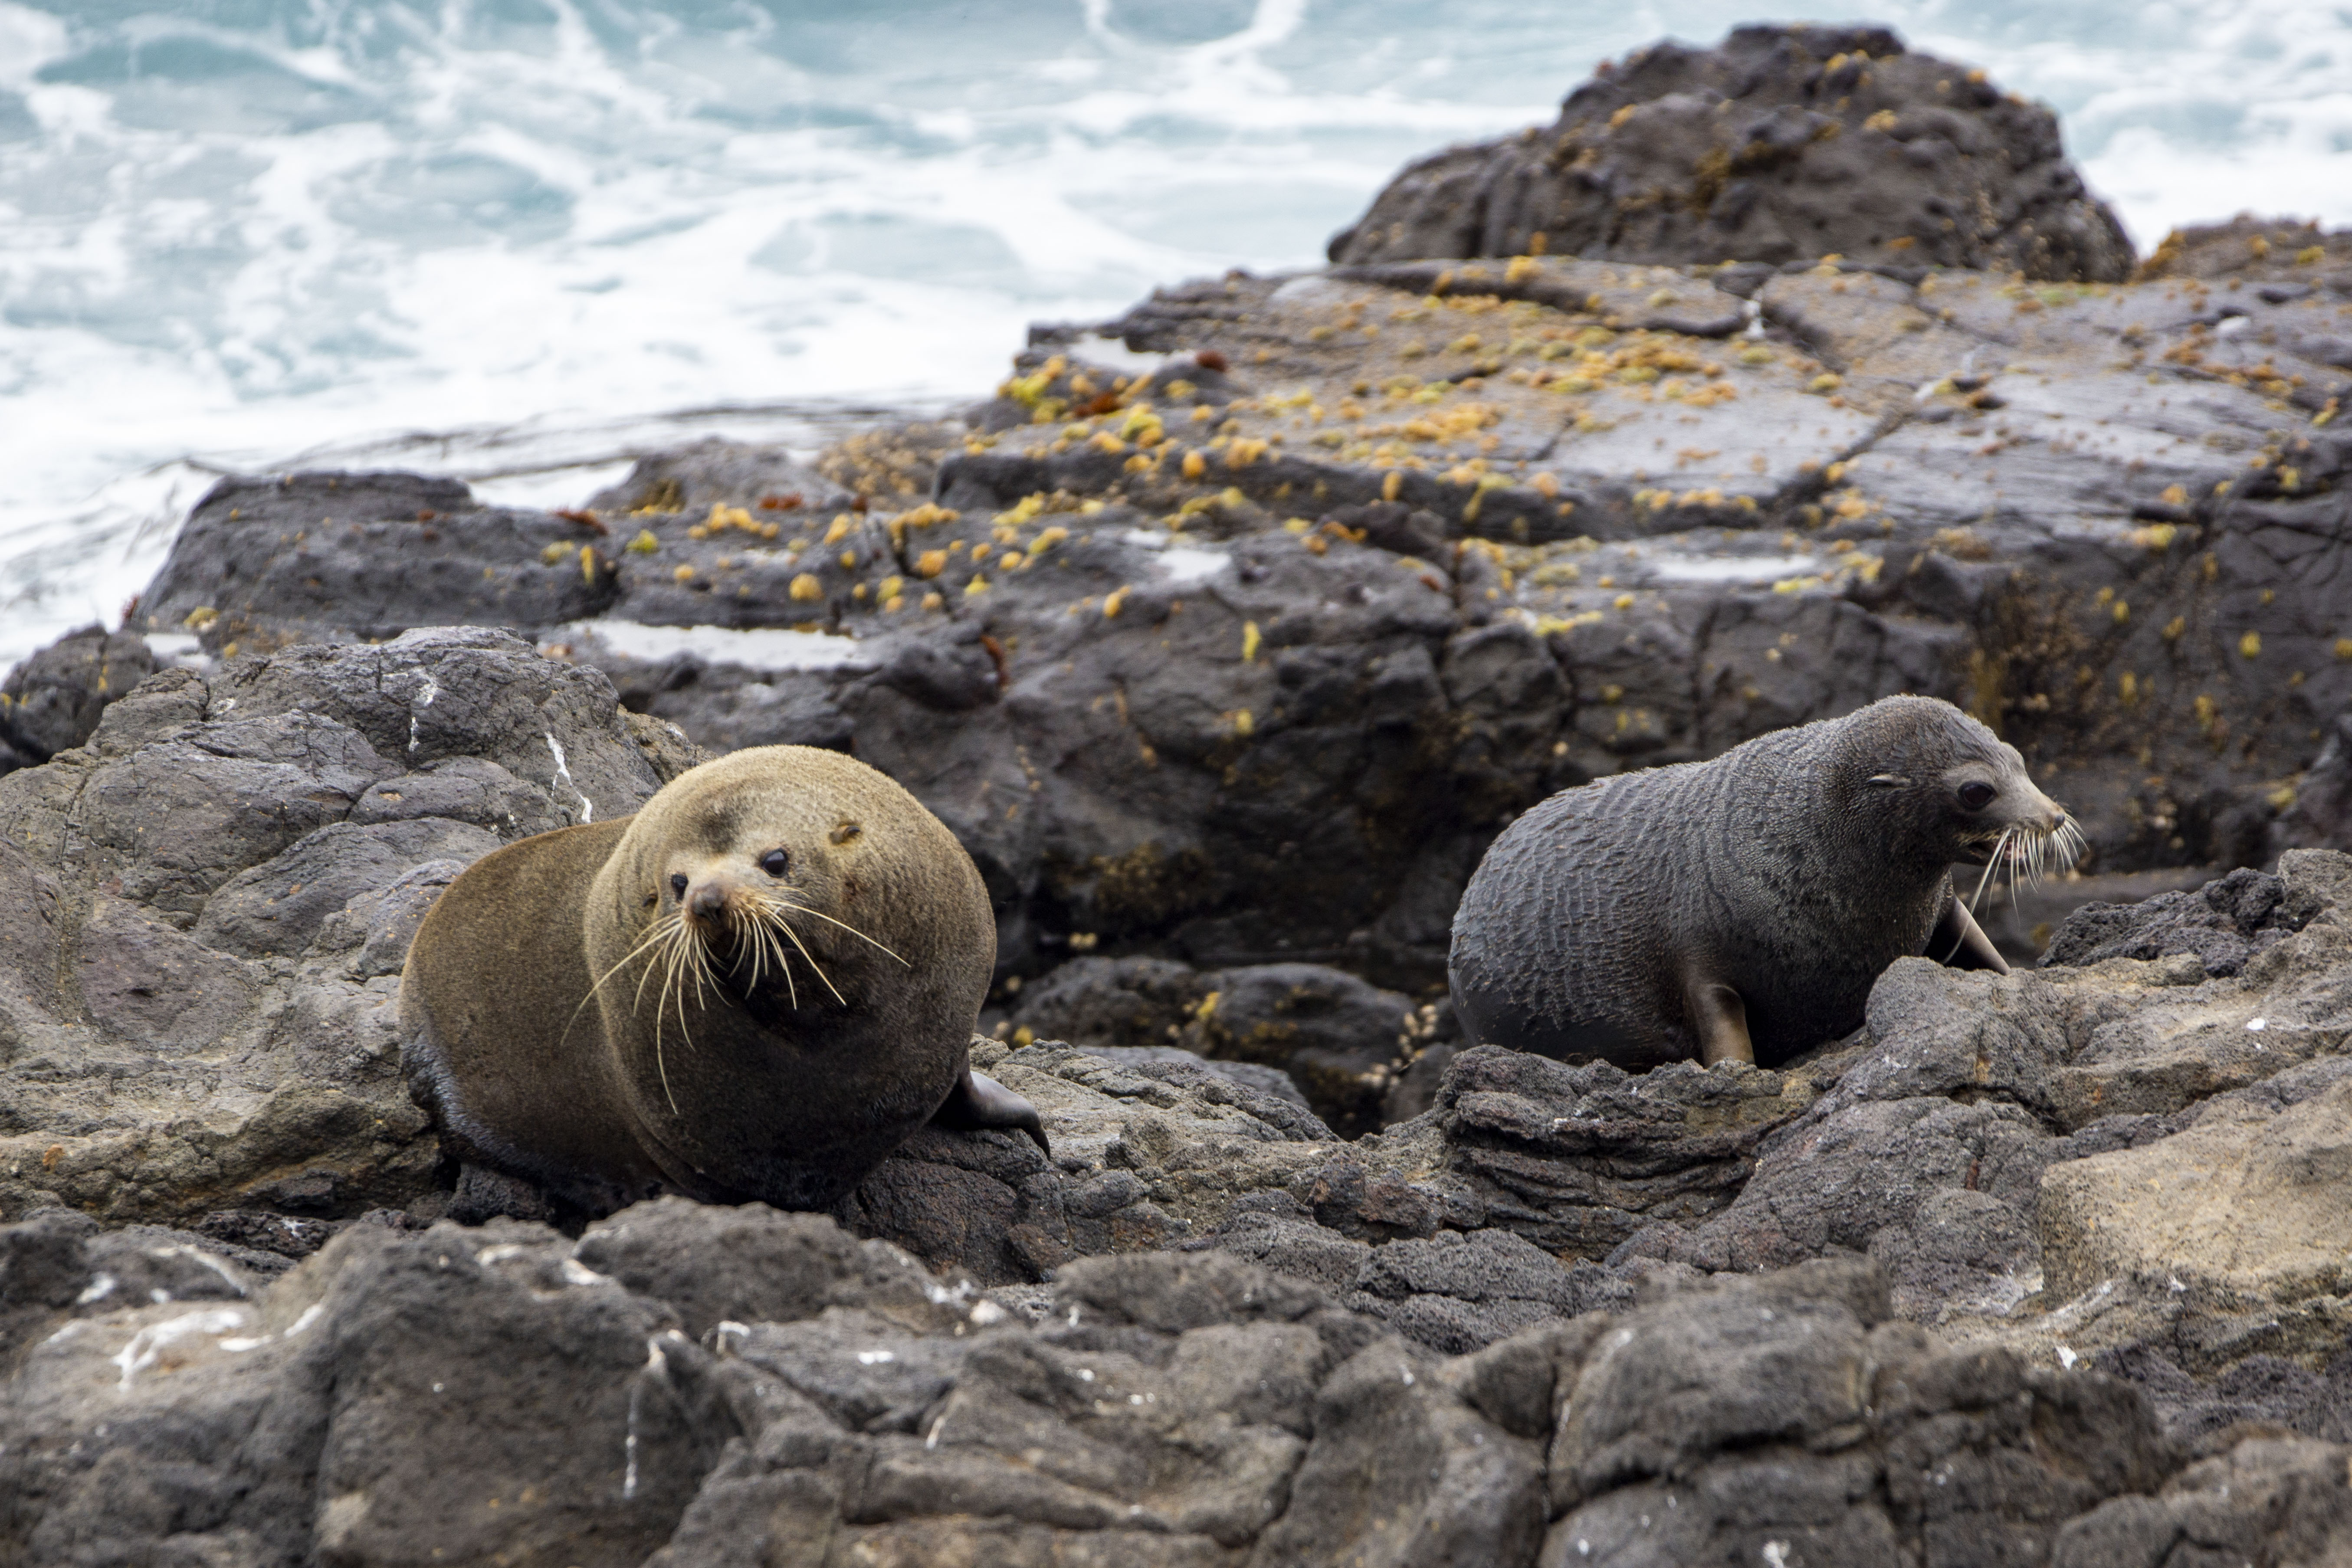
[934,1067,1052,1156]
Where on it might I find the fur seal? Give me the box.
[399,744,1046,1221]
[1449,695,2080,1071]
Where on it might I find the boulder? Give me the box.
[0,628,666,1228]
[2053,1437,2352,1566]
[2040,1072,2352,1368]
[0,623,157,773]
[1325,23,2134,281]
[2040,864,2303,976]
[1009,957,1431,1135]
[138,471,623,649]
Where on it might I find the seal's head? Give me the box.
[1831,695,2082,881]
[643,800,893,1028]
[583,745,996,1206]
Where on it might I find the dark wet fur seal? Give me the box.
[399,744,1046,1223]
[1449,696,2080,1071]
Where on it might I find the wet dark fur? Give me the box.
[1449,696,2064,1069]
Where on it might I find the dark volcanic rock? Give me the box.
[1076,1045,1311,1111]
[1008,957,1417,1132]
[1347,1227,1625,1355]
[139,470,624,648]
[0,639,2349,1561]
[2053,1437,2352,1567]
[0,627,666,1227]
[2137,212,2352,285]
[2092,1343,2352,1452]
[125,221,2352,996]
[10,1199,2216,1568]
[1327,23,2134,282]
[1432,1044,1824,1259]
[1194,964,1417,1138]
[2041,863,2305,976]
[2278,709,2352,856]
[583,436,854,521]
[1009,954,1217,1049]
[0,623,157,772]
[21,39,2352,1562]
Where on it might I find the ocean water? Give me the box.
[2,0,2348,675]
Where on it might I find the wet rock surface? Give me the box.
[117,225,2352,1002]
[9,32,2352,1565]
[5,1201,2285,1568]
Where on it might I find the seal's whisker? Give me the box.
[567,916,681,1048]
[758,896,913,968]
[750,907,799,1010]
[1967,827,2011,917]
[736,901,801,1008]
[730,901,767,992]
[771,915,801,1010]
[686,921,718,1016]
[760,903,850,1007]
[2057,816,2086,872]
[659,918,705,1052]
[631,915,681,1014]
[747,915,777,992]
[648,932,689,1117]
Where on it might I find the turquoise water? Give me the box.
[2,0,2347,670]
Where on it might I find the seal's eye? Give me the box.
[761,849,790,878]
[1957,781,1997,811]
[669,873,688,899]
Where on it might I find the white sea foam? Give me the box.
[0,0,2345,674]
[556,620,876,672]
[1647,554,1828,584]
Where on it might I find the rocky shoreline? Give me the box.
[6,23,2352,1566]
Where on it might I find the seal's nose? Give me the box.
[687,882,728,923]
[2020,779,2066,834]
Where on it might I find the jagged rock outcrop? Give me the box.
[0,623,157,776]
[22,1201,2319,1568]
[133,235,2352,992]
[1325,23,2136,281]
[0,627,694,1228]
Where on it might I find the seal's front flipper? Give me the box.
[1685,978,1754,1067]
[1931,897,2011,974]
[933,1067,1052,1157]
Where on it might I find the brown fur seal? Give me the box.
[399,744,1045,1221]
[1449,695,2080,1071]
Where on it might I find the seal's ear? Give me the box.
[1867,774,1911,788]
